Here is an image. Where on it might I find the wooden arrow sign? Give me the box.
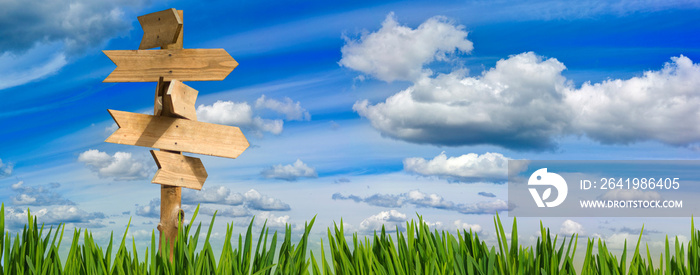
[151,150,207,190]
[163,79,198,120]
[103,49,238,82]
[138,8,182,49]
[106,109,249,158]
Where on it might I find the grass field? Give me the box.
[1,203,698,274]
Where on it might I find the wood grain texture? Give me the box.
[106,109,249,158]
[103,49,238,82]
[161,10,184,50]
[137,8,182,49]
[162,79,198,120]
[151,150,207,190]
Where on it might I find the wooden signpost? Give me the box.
[102,8,248,257]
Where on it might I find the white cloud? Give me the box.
[10,181,74,206]
[353,52,571,150]
[454,199,509,215]
[0,158,13,177]
[0,0,142,54]
[135,198,160,218]
[566,55,700,145]
[423,219,483,233]
[254,212,292,231]
[78,149,150,181]
[197,100,283,136]
[359,210,407,232]
[333,189,508,215]
[181,186,290,211]
[560,219,585,235]
[598,189,662,201]
[261,159,318,181]
[0,43,67,90]
[182,185,244,206]
[339,13,473,82]
[348,15,700,150]
[4,206,105,228]
[404,152,516,182]
[255,95,311,121]
[244,189,291,211]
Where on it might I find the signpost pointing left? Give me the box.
[102,8,248,258]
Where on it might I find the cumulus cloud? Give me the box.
[0,0,142,54]
[347,14,700,150]
[78,149,151,181]
[404,152,518,182]
[255,95,311,121]
[182,185,244,206]
[0,158,13,177]
[261,159,318,181]
[243,189,291,211]
[140,187,290,219]
[333,189,508,215]
[560,219,585,235]
[566,55,700,145]
[0,0,146,90]
[340,13,473,82]
[135,198,160,219]
[10,181,74,206]
[4,206,105,229]
[353,52,571,150]
[359,210,408,233]
[197,100,283,136]
[254,212,293,230]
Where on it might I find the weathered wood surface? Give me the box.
[162,79,198,120]
[137,8,182,49]
[103,49,238,82]
[151,150,207,190]
[106,109,249,158]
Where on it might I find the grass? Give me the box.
[1,202,698,274]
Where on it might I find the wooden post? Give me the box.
[157,10,184,259]
[103,8,248,260]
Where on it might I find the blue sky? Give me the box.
[2,0,700,262]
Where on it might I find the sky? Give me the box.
[2,0,700,264]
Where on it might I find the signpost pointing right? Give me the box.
[102,8,248,258]
[103,49,238,82]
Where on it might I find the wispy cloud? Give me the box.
[0,158,13,178]
[261,159,318,181]
[255,95,311,121]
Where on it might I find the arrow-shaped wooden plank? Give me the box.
[138,8,182,49]
[106,109,249,158]
[151,150,207,190]
[103,49,238,82]
[162,79,198,120]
